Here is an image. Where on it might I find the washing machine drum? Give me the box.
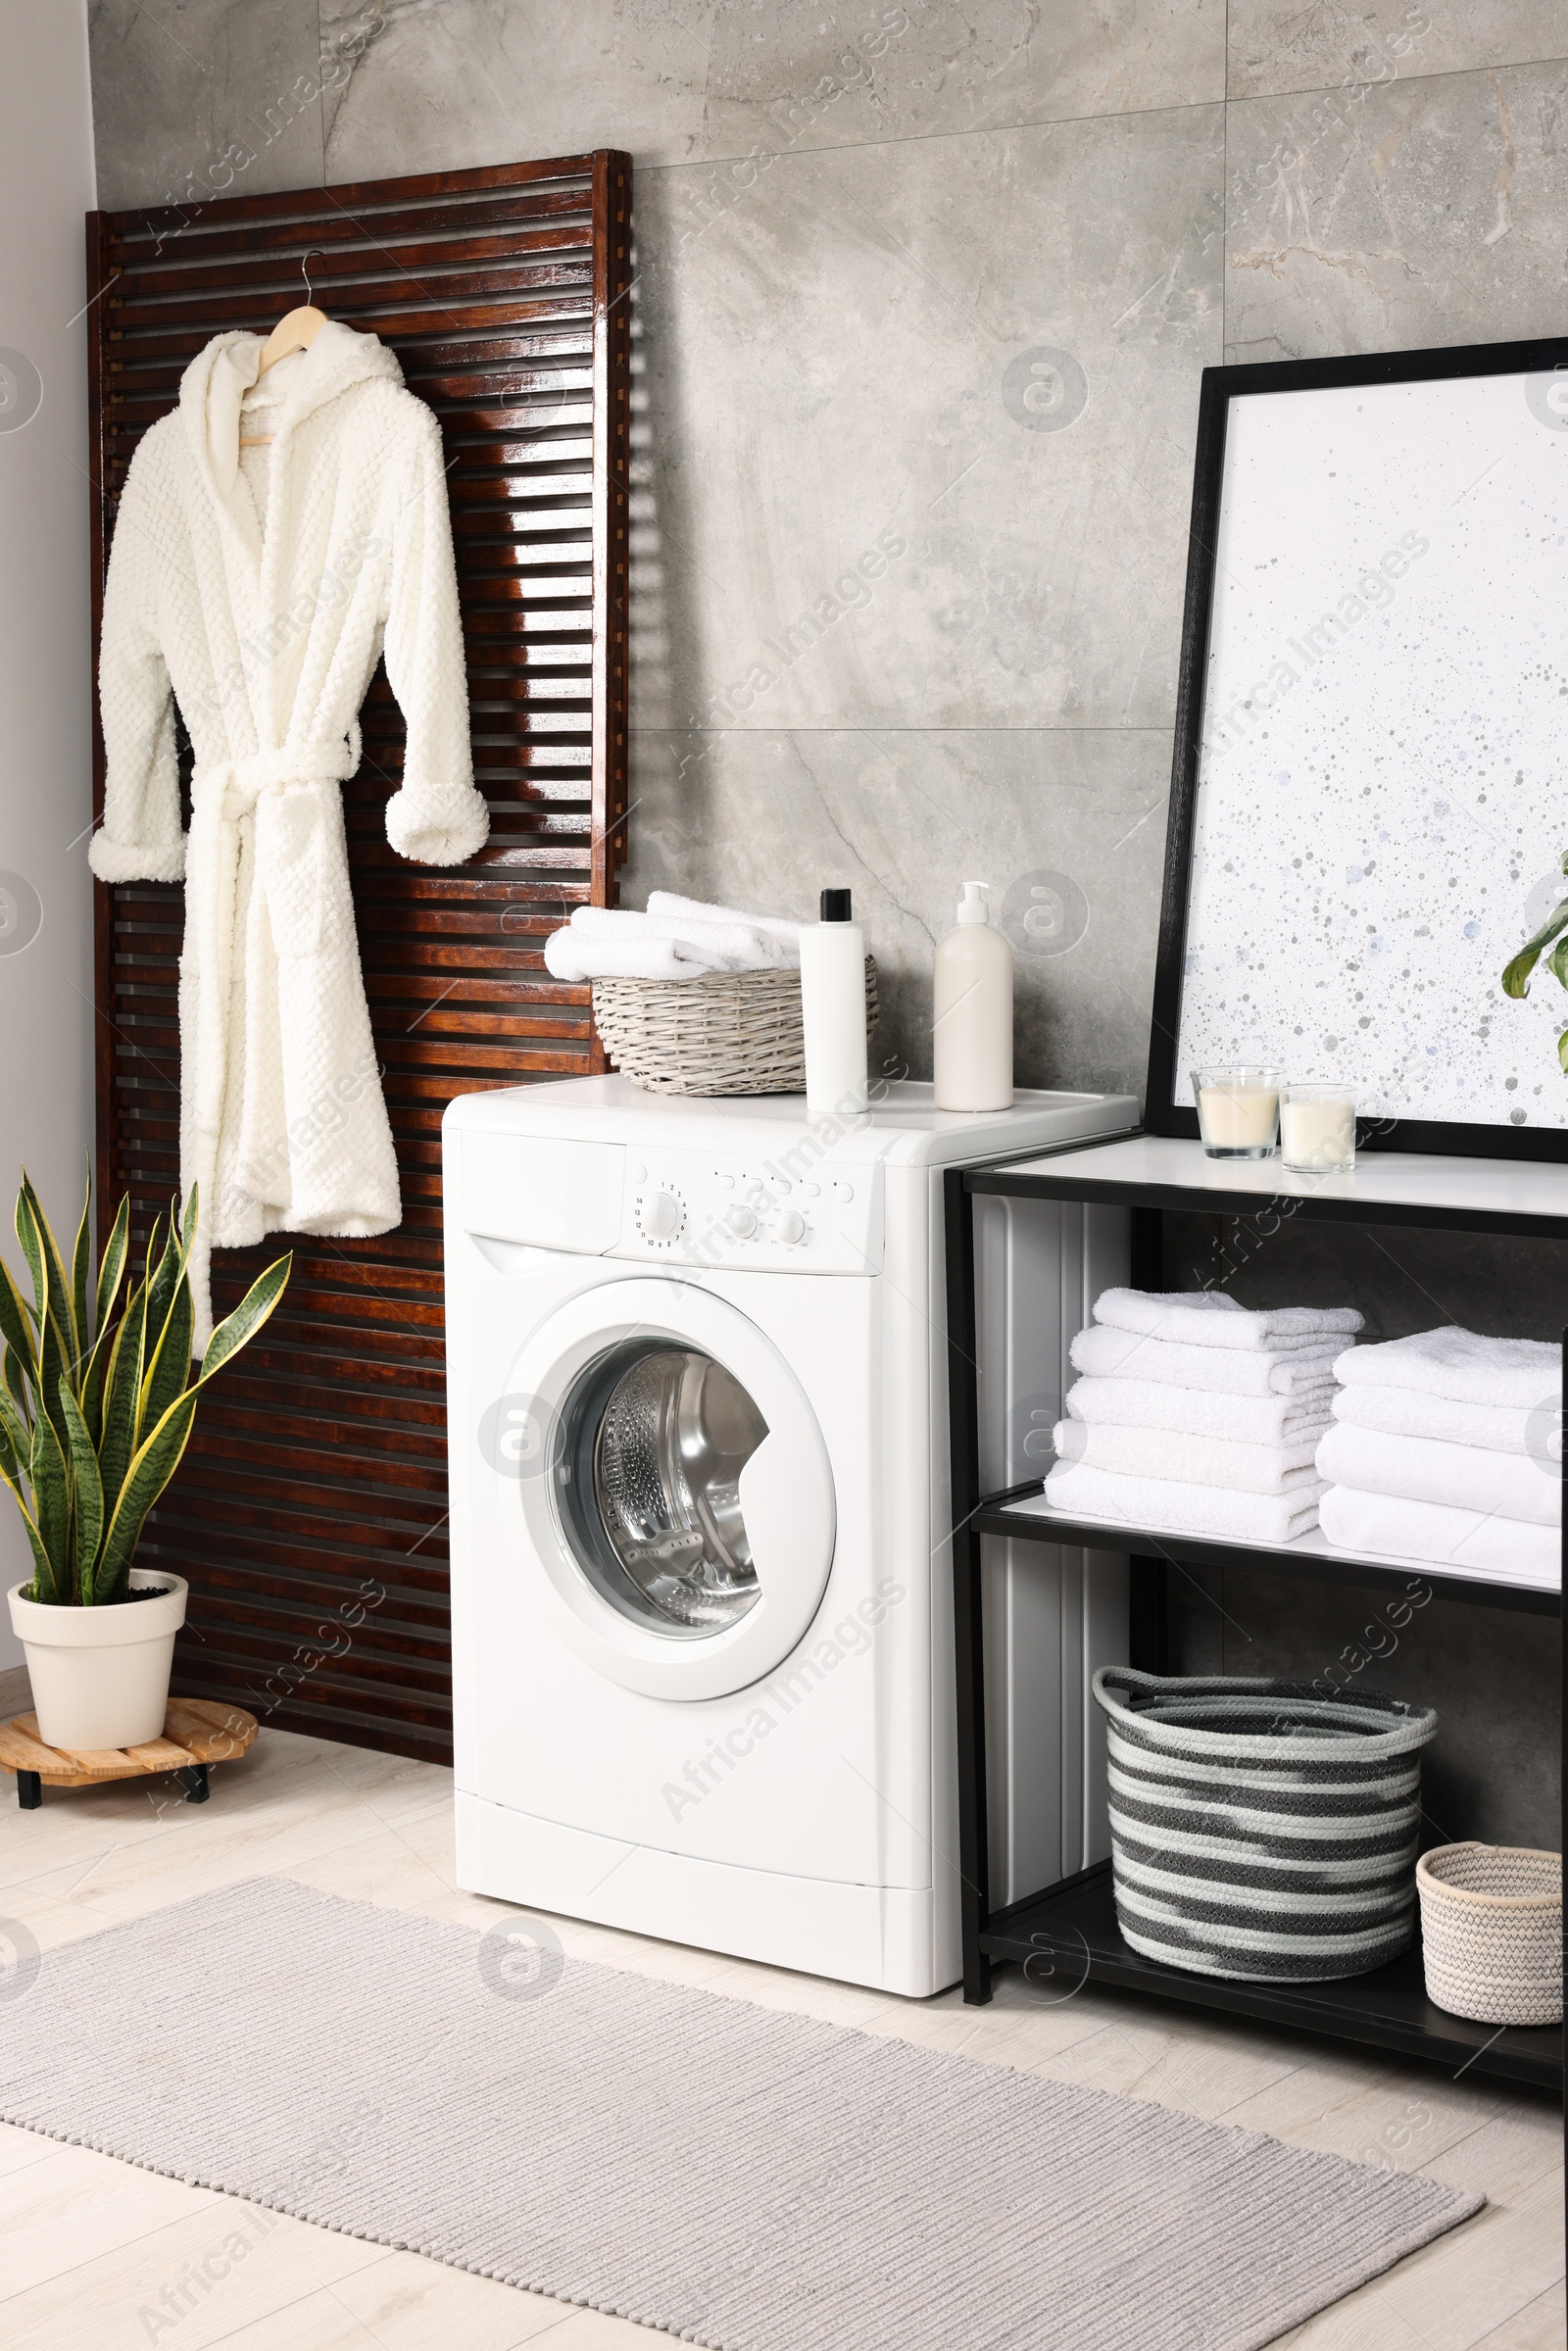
[511,1282,836,1699]
[561,1342,768,1636]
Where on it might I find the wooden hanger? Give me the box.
[240,253,327,446]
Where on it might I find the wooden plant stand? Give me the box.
[0,1699,258,1809]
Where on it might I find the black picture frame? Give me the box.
[1145,332,1568,1165]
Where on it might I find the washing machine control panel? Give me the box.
[619,1151,882,1274]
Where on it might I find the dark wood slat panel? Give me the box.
[120,228,595,302]
[91,154,631,1770]
[120,157,596,241]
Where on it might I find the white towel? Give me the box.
[1331,1383,1553,1459]
[1070,1323,1344,1398]
[542,904,795,983]
[1318,1484,1559,1585]
[1065,1377,1333,1448]
[1094,1288,1363,1352]
[647,891,802,959]
[1332,1326,1559,1412]
[1316,1423,1559,1529]
[1053,1419,1322,1495]
[1045,1459,1324,1544]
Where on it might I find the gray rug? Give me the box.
[0,1879,1481,2351]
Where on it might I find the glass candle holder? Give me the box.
[1280,1082,1355,1174]
[1191,1067,1283,1159]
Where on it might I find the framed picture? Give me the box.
[1146,334,1568,1162]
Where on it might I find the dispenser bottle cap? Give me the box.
[956,881,991,926]
[819,888,854,922]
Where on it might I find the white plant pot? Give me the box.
[8,1571,188,1751]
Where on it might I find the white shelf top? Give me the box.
[1000,1489,1561,1599]
[993,1133,1568,1224]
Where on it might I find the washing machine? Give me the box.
[443,1074,1137,1996]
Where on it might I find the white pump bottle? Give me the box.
[932,880,1012,1112]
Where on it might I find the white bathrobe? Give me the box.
[91,323,488,1347]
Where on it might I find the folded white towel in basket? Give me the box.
[1093,1288,1363,1352]
[1045,1459,1325,1544]
[1332,1326,1559,1412]
[1318,1484,1560,1584]
[1331,1383,1553,1458]
[1316,1422,1560,1528]
[1070,1323,1344,1398]
[1054,1418,1322,1495]
[542,903,797,983]
[647,892,802,956]
[1066,1376,1333,1447]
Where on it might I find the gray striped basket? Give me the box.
[1092,1667,1439,1984]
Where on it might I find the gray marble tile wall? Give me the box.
[85,1,1568,1097]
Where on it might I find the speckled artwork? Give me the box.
[1174,370,1568,1130]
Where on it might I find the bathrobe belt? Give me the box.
[186,728,362,1138]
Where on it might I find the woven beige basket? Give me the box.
[1416,1843,1562,2028]
[592,957,878,1097]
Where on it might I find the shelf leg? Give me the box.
[179,1764,210,1804]
[946,1165,995,2008]
[17,1771,41,1811]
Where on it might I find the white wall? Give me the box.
[0,0,96,1662]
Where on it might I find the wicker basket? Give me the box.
[1092,1667,1439,1984]
[592,957,878,1098]
[1416,1844,1563,2027]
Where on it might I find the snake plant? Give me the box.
[1502,852,1568,1073]
[0,1173,290,1606]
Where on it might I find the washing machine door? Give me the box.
[508,1280,835,1699]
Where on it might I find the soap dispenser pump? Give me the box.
[933,881,1012,1112]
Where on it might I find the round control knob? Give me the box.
[726,1203,758,1239]
[772,1208,806,1245]
[639,1190,682,1241]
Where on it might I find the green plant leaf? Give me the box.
[18,1174,80,1382]
[0,1254,35,1377]
[196,1252,292,1386]
[94,1194,130,1346]
[70,1167,91,1369]
[141,1204,185,1384]
[34,1294,71,1455]
[0,1373,26,1451]
[139,1258,195,1442]
[1502,894,1568,1000]
[79,1188,132,1448]
[58,1377,104,1596]
[2,1342,28,1428]
[79,1320,113,1449]
[1557,1026,1568,1076]
[93,1388,200,1604]
[97,1272,149,1526]
[27,1399,71,1601]
[12,1184,44,1323]
[0,1458,59,1604]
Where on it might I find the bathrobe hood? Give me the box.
[90,324,486,1346]
[183,322,405,512]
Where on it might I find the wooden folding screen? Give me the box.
[86,155,632,1765]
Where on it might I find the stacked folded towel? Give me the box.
[543,892,802,982]
[1045,1287,1363,1544]
[1317,1328,1560,1582]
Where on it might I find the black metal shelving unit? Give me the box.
[945,1133,1565,2094]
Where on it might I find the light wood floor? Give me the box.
[0,1669,1560,2351]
